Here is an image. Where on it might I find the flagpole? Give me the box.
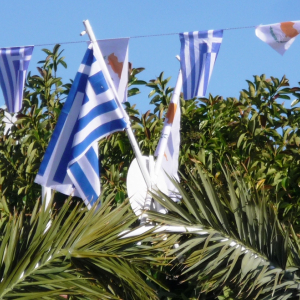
[82,20,152,197]
[154,64,182,176]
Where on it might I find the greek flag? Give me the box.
[179,30,223,100]
[0,46,34,113]
[35,44,127,209]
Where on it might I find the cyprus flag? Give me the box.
[96,38,129,103]
[255,21,300,55]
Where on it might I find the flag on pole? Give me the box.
[97,38,129,103]
[0,46,34,113]
[255,21,300,55]
[155,71,182,201]
[179,30,223,100]
[35,44,127,209]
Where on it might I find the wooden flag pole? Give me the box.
[82,20,152,203]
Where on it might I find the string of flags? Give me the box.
[1,20,300,208]
[1,20,299,113]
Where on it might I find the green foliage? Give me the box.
[147,71,173,118]
[179,75,300,229]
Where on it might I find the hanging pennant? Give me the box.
[96,38,129,103]
[256,21,300,55]
[179,30,223,100]
[0,46,34,113]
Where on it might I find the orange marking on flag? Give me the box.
[164,152,168,161]
[166,103,177,124]
[108,53,123,79]
[280,22,299,38]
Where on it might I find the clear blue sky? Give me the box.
[0,0,300,113]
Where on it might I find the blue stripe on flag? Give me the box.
[38,71,89,176]
[213,30,223,38]
[13,60,20,78]
[212,42,221,53]
[11,48,21,56]
[2,52,14,103]
[69,161,98,204]
[179,33,188,100]
[0,66,9,111]
[203,53,211,96]
[75,100,118,132]
[71,118,127,160]
[17,71,25,112]
[53,124,78,183]
[25,47,32,56]
[195,43,207,96]
[86,146,99,174]
[81,47,94,66]
[199,31,208,39]
[188,32,196,98]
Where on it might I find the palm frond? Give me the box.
[148,165,300,299]
[0,196,177,299]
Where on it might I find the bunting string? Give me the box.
[33,25,256,47]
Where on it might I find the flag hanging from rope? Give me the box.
[0,46,34,113]
[35,44,127,209]
[255,21,300,55]
[97,38,129,103]
[179,30,223,100]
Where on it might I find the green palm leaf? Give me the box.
[0,196,176,299]
[148,165,300,299]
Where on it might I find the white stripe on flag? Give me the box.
[79,88,114,119]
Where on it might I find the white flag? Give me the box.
[155,71,182,201]
[256,21,300,55]
[97,38,129,103]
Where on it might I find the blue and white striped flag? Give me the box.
[0,46,34,113]
[35,44,127,209]
[179,30,223,100]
